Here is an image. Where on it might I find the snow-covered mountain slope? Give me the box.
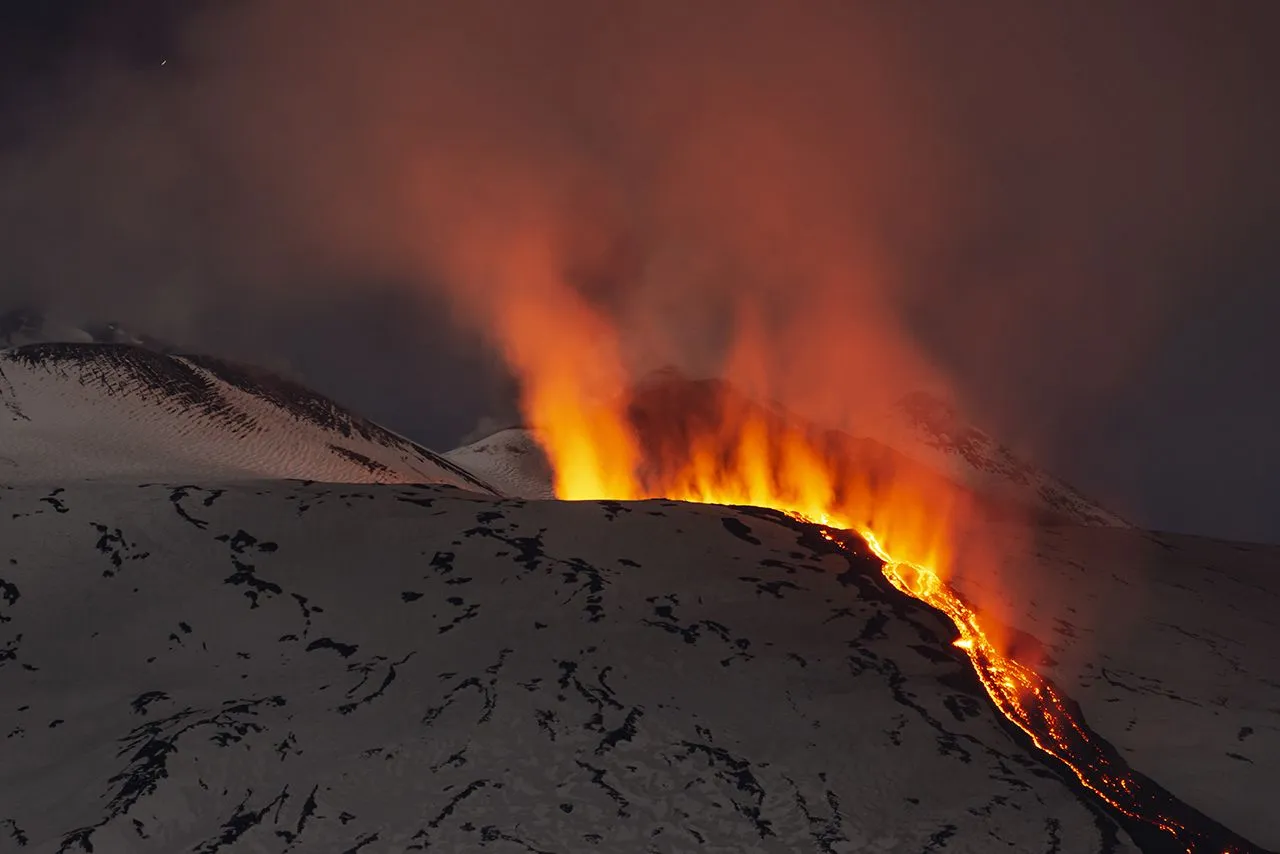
[944,521,1280,849]
[0,343,496,491]
[0,481,1209,854]
[444,427,555,499]
[867,392,1129,527]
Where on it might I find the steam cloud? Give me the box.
[0,0,1276,533]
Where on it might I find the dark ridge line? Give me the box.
[6,343,250,433]
[179,352,501,496]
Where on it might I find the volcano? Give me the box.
[451,368,1127,529]
[0,341,1274,853]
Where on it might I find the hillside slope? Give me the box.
[1,482,1142,853]
[444,427,555,499]
[869,392,1128,527]
[0,343,496,491]
[943,520,1280,848]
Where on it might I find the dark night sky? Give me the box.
[1,1,1278,543]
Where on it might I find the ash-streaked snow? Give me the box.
[1,482,1134,853]
[445,428,556,500]
[0,343,496,492]
[864,392,1130,528]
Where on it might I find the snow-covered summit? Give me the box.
[872,391,1129,527]
[0,342,497,491]
[444,426,555,499]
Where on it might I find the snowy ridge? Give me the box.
[0,343,496,492]
[873,392,1129,527]
[444,427,556,499]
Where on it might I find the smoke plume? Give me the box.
[1,0,1276,534]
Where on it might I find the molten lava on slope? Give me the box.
[521,375,1266,853]
[839,526,1261,854]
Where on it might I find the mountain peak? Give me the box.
[0,341,497,491]
[882,391,1127,527]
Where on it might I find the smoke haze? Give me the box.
[1,0,1277,539]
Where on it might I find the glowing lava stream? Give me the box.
[652,498,1212,849]
[523,372,1245,849]
[827,523,1196,844]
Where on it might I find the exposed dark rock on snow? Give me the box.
[0,483,1150,853]
[2,483,1272,852]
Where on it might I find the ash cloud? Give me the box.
[1,1,1277,538]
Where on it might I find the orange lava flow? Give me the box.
[538,403,1212,850]
[851,528,1194,844]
